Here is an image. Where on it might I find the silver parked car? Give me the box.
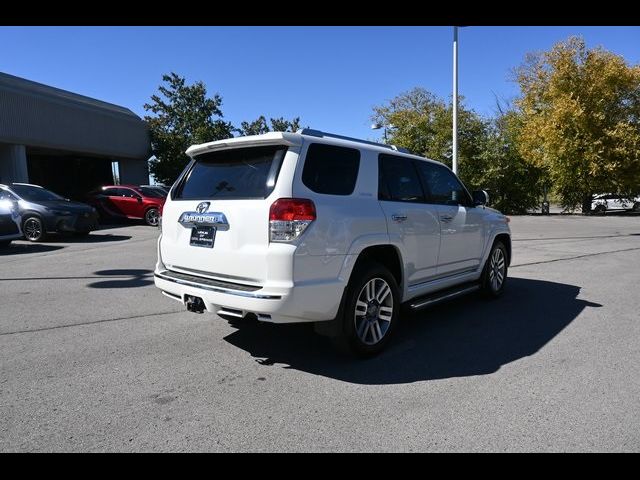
[591,193,640,215]
[0,189,22,248]
[0,183,99,242]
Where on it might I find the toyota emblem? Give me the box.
[196,202,210,214]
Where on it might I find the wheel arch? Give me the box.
[21,209,44,220]
[21,210,46,229]
[494,233,511,266]
[351,244,404,289]
[317,243,403,338]
[481,229,511,268]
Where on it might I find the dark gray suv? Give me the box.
[0,183,99,242]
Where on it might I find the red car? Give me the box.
[87,185,166,226]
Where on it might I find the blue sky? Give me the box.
[1,26,639,142]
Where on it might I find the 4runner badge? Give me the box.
[178,210,229,230]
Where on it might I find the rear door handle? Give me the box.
[391,214,407,222]
[440,215,453,222]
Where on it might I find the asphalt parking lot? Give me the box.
[1,215,639,452]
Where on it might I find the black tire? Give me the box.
[335,261,400,357]
[593,205,606,215]
[22,216,46,242]
[145,208,160,227]
[633,202,640,212]
[480,241,508,298]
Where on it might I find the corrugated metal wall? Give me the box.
[0,73,150,160]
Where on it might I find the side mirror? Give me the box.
[472,190,489,206]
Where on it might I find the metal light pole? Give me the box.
[371,123,388,144]
[452,26,459,175]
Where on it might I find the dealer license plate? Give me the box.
[190,226,216,248]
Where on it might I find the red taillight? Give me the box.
[269,198,316,242]
[269,198,316,221]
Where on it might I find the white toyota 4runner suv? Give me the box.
[154,129,511,355]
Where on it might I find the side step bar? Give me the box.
[409,283,480,310]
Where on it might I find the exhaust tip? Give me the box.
[185,295,205,314]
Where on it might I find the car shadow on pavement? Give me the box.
[0,243,64,256]
[87,269,153,289]
[223,277,602,384]
[37,233,132,244]
[595,210,640,217]
[96,219,150,230]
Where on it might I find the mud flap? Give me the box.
[313,287,347,337]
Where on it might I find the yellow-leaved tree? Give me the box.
[515,37,640,213]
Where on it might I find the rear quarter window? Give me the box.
[301,143,361,195]
[378,154,425,203]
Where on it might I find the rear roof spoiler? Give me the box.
[186,132,302,157]
[185,128,415,158]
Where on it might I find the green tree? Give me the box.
[270,116,301,133]
[470,110,546,214]
[371,87,488,178]
[236,116,301,136]
[514,36,640,213]
[144,73,234,185]
[372,87,546,214]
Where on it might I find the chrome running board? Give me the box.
[409,283,480,310]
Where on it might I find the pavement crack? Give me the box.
[0,309,184,336]
[512,233,640,242]
[512,246,640,268]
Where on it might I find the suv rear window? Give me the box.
[302,143,360,195]
[174,145,287,200]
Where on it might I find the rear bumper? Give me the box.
[154,268,345,324]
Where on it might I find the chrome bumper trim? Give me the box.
[154,271,282,300]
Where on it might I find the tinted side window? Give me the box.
[112,188,130,197]
[0,189,17,201]
[416,162,471,206]
[102,188,120,196]
[302,143,360,195]
[138,187,165,198]
[378,155,425,203]
[120,188,140,198]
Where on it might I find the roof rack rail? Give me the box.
[390,145,412,154]
[297,128,411,154]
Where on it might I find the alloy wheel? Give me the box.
[488,247,506,292]
[353,277,394,346]
[146,209,159,226]
[24,218,42,241]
